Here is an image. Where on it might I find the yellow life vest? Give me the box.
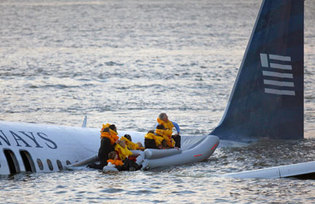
[155,129,175,148]
[145,132,164,146]
[114,143,133,161]
[120,136,144,150]
[107,159,123,166]
[157,118,174,133]
[100,123,119,145]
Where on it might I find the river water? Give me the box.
[0,0,314,203]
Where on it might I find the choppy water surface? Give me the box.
[0,0,314,203]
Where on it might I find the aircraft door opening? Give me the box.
[3,149,20,174]
[20,150,36,173]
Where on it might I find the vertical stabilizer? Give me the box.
[211,0,304,140]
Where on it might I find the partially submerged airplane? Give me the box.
[0,0,313,177]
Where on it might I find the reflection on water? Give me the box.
[0,0,314,203]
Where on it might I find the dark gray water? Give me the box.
[0,0,314,203]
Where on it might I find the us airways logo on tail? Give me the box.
[260,53,295,96]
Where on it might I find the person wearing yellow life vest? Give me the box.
[107,151,124,170]
[144,130,166,149]
[120,134,145,151]
[111,140,142,171]
[156,113,181,148]
[155,124,175,148]
[90,123,119,170]
[115,140,133,161]
[120,134,145,166]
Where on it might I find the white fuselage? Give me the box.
[0,121,150,175]
[0,121,102,175]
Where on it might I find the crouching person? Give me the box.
[156,113,181,148]
[155,124,175,149]
[105,140,142,171]
[120,134,145,165]
[144,130,165,149]
[105,151,124,171]
[121,134,145,151]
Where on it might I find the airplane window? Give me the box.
[47,159,53,171]
[56,160,63,171]
[37,159,43,170]
[66,160,71,165]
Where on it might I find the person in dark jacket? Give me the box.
[88,123,118,169]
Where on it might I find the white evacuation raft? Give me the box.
[101,133,220,171]
[140,135,219,170]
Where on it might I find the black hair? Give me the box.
[124,134,132,141]
[109,124,117,132]
[156,124,165,130]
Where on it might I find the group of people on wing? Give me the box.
[89,113,180,172]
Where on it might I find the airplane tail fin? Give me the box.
[211,0,304,141]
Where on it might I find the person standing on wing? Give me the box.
[156,113,181,148]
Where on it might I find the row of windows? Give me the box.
[1,149,72,174]
[36,158,71,171]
